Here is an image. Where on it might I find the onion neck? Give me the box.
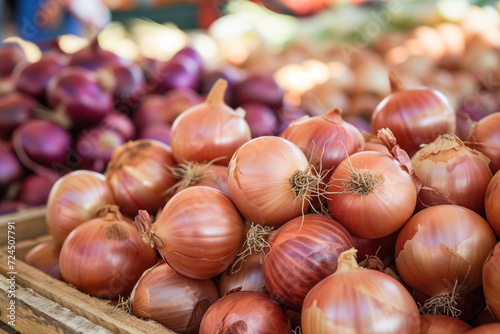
[389,71,405,93]
[337,248,362,273]
[96,204,123,221]
[416,134,464,159]
[322,107,344,124]
[206,78,228,106]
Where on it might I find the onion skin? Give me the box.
[395,205,497,299]
[302,248,420,334]
[483,242,500,321]
[352,230,399,264]
[233,73,285,110]
[263,214,354,311]
[0,92,37,140]
[60,205,158,299]
[172,163,230,199]
[105,139,177,217]
[218,253,267,298]
[131,261,219,334]
[485,171,500,238]
[101,111,136,142]
[200,291,291,334]
[243,102,280,138]
[371,72,456,157]
[411,134,492,215]
[467,112,500,175]
[228,136,311,227]
[46,170,115,245]
[420,314,471,334]
[18,173,57,207]
[464,324,500,334]
[23,241,62,280]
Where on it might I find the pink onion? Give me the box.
[242,102,280,137]
[101,111,136,142]
[148,53,201,94]
[233,72,285,110]
[0,92,37,140]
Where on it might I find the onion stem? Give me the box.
[336,248,361,273]
[133,210,164,249]
[231,223,273,274]
[389,70,406,92]
[206,78,228,105]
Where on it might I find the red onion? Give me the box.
[242,102,280,138]
[46,67,114,128]
[76,126,125,173]
[233,72,285,110]
[0,42,26,77]
[0,201,26,215]
[68,36,125,71]
[344,115,372,133]
[455,95,497,140]
[137,123,171,146]
[101,111,136,142]
[23,241,62,280]
[172,46,204,75]
[148,54,201,95]
[202,65,245,105]
[276,104,308,134]
[0,145,24,192]
[0,92,37,140]
[18,173,57,207]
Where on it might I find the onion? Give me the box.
[411,134,492,214]
[200,291,291,334]
[170,79,251,166]
[326,130,418,238]
[137,123,171,146]
[395,205,497,318]
[362,132,390,154]
[130,261,219,333]
[242,102,280,138]
[12,51,68,100]
[233,72,285,110]
[46,67,114,128]
[22,241,62,280]
[301,248,421,334]
[276,104,309,134]
[68,36,124,71]
[202,65,244,105]
[0,145,24,191]
[420,314,471,334]
[46,170,115,245]
[105,139,177,217]
[18,173,57,207]
[263,214,354,311]
[371,71,456,157]
[76,126,125,173]
[0,42,26,77]
[60,205,158,299]
[133,186,247,279]
[101,111,136,142]
[352,230,399,265]
[218,253,267,298]
[485,171,500,238]
[467,112,500,175]
[228,136,320,227]
[0,92,37,140]
[343,115,372,133]
[464,324,500,334]
[483,241,500,321]
[455,95,497,140]
[0,201,26,215]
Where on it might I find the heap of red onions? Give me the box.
[483,241,500,321]
[133,186,247,279]
[46,170,115,245]
[467,112,500,175]
[301,248,421,334]
[395,205,497,318]
[23,241,62,280]
[371,71,456,157]
[105,139,177,217]
[200,291,291,334]
[59,205,158,299]
[262,214,354,311]
[169,79,251,165]
[485,171,500,238]
[411,133,492,214]
[130,261,219,333]
[0,92,37,140]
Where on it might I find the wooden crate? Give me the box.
[0,208,176,334]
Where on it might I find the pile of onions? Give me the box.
[326,129,418,238]
[0,92,37,140]
[301,248,421,334]
[23,241,62,280]
[130,261,219,333]
[199,291,291,333]
[411,133,492,214]
[485,171,500,237]
[371,71,456,157]
[467,112,500,175]
[483,241,500,321]
[46,170,115,244]
[133,186,247,279]
[218,253,267,298]
[228,136,320,227]
[105,139,177,217]
[395,205,497,318]
[420,314,471,334]
[60,205,158,299]
[169,79,251,165]
[280,107,365,181]
[262,214,354,311]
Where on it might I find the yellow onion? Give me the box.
[483,242,500,321]
[411,134,492,215]
[420,314,471,334]
[485,171,500,238]
[301,248,420,334]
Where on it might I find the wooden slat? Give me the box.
[0,207,47,246]
[0,252,174,334]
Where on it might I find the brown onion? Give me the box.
[105,139,177,217]
[200,291,291,334]
[467,112,500,175]
[483,242,500,321]
[59,205,158,299]
[218,253,267,298]
[485,171,500,238]
[420,314,471,334]
[130,261,219,333]
[23,241,62,280]
[46,170,115,245]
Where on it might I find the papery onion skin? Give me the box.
[134,186,247,279]
[263,214,354,311]
[327,151,417,238]
[218,253,267,298]
[59,205,158,299]
[46,170,115,245]
[228,136,311,227]
[411,134,492,215]
[395,205,497,299]
[420,314,471,334]
[131,261,219,334]
[464,324,500,334]
[468,112,500,175]
[23,241,62,280]
[302,249,420,334]
[200,291,291,334]
[483,242,500,321]
[485,171,500,238]
[105,139,177,217]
